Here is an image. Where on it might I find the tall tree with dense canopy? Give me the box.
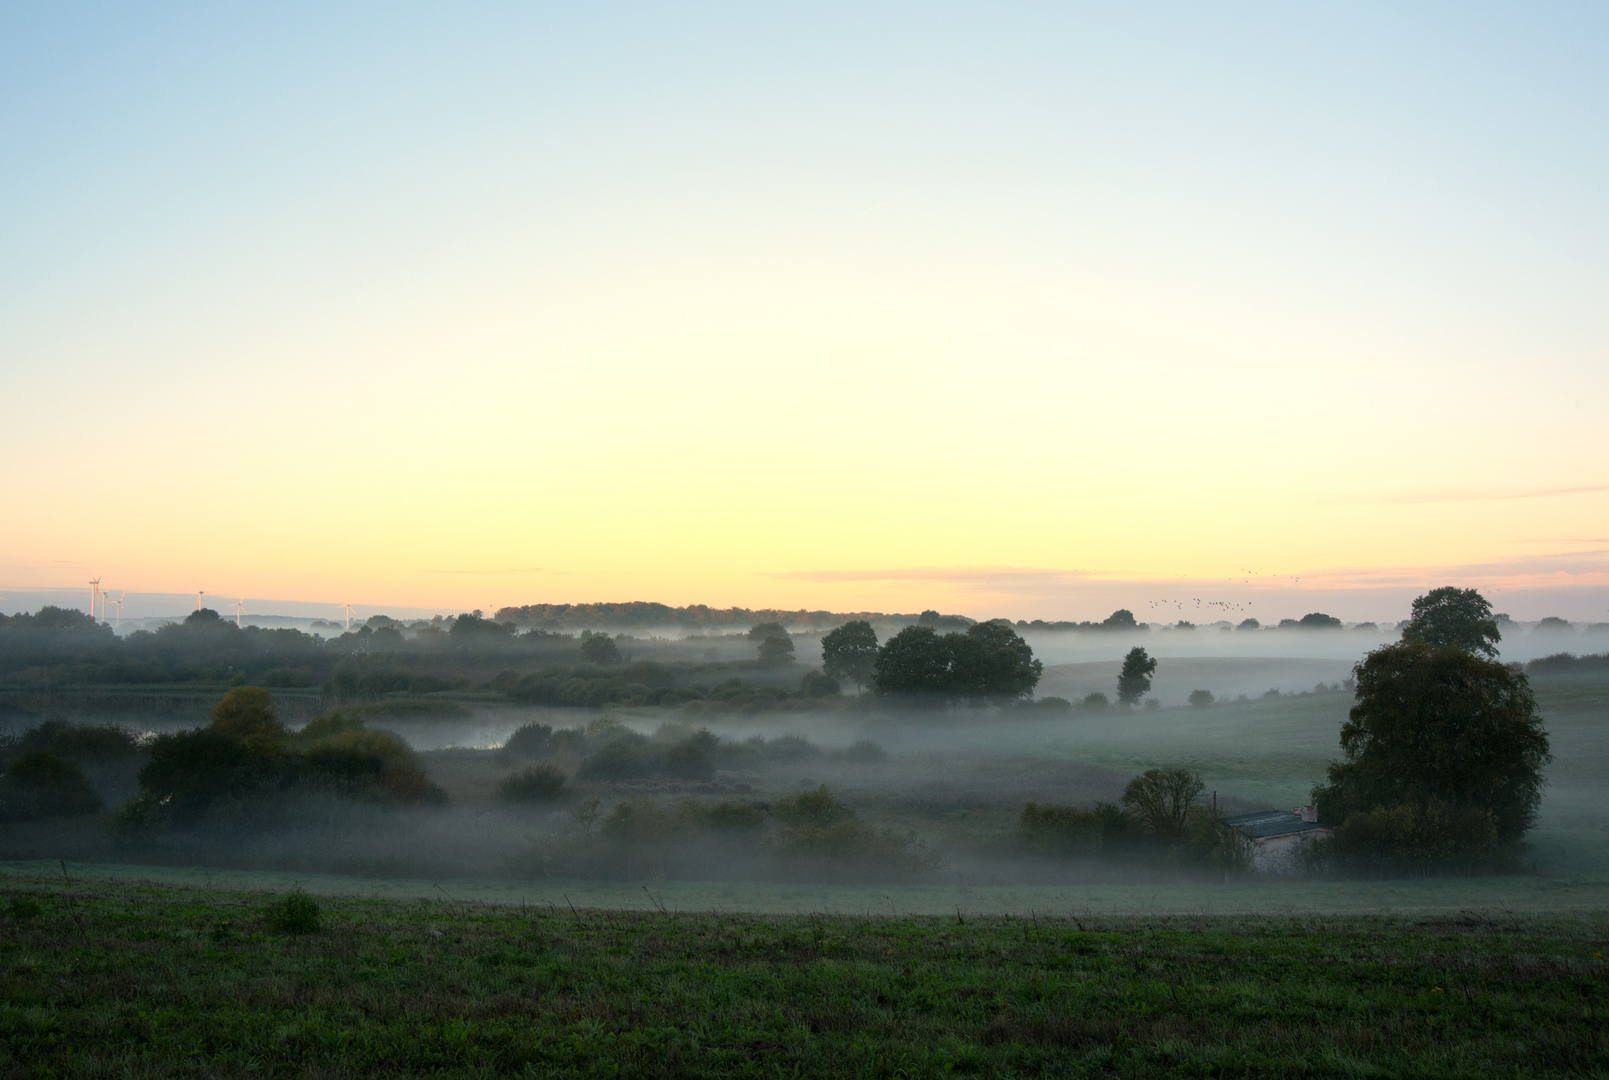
[1115,646,1157,706]
[873,623,1042,702]
[820,620,878,694]
[1312,640,1550,842]
[1400,586,1501,658]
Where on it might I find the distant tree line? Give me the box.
[491,602,935,632]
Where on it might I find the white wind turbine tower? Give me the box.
[88,577,103,621]
[109,593,126,630]
[342,603,357,631]
[230,599,246,628]
[196,589,206,612]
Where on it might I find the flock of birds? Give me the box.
[1143,570,1309,617]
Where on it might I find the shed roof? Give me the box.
[1221,810,1326,840]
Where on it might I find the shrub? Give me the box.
[498,723,555,761]
[770,786,939,881]
[498,764,568,803]
[266,888,320,934]
[1029,696,1072,711]
[1330,800,1504,872]
[483,670,521,692]
[799,670,841,697]
[697,799,768,831]
[601,793,673,846]
[208,686,287,747]
[1017,803,1103,856]
[576,733,652,780]
[17,720,139,762]
[1188,689,1215,708]
[0,752,105,821]
[1080,692,1110,711]
[663,733,716,780]
[302,728,442,803]
[833,739,887,764]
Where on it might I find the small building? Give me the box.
[1221,808,1331,875]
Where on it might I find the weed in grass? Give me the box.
[264,887,320,934]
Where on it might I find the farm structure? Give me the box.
[1222,808,1330,875]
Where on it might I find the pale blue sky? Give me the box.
[2,4,1606,618]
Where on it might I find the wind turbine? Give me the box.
[342,603,357,631]
[230,599,246,628]
[109,593,126,630]
[196,589,206,611]
[88,577,103,621]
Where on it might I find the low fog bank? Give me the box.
[4,582,1607,907]
[7,655,1606,895]
[10,858,1607,916]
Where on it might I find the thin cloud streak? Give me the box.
[769,566,1096,587]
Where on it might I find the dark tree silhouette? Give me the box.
[1313,640,1551,842]
[580,633,621,666]
[820,620,879,694]
[1399,587,1500,657]
[1116,646,1157,706]
[873,623,1041,702]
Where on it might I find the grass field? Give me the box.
[2,872,1606,1078]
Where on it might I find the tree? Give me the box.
[1120,767,1204,839]
[1187,689,1214,708]
[872,623,1042,702]
[948,622,1043,700]
[208,686,286,748]
[1399,587,1500,658]
[1297,612,1342,629]
[580,632,621,666]
[873,626,952,696]
[747,623,796,666]
[820,620,879,694]
[1101,609,1139,631]
[1116,646,1157,706]
[1312,640,1551,842]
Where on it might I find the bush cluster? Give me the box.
[1017,768,1231,867]
[116,687,445,833]
[497,764,567,803]
[522,785,937,884]
[496,719,884,784]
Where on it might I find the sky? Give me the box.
[2,3,1607,623]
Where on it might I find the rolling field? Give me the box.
[2,873,1606,1078]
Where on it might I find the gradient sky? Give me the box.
[3,3,1607,621]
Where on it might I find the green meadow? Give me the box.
[3,872,1606,1078]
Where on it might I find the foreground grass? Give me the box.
[2,878,1606,1078]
